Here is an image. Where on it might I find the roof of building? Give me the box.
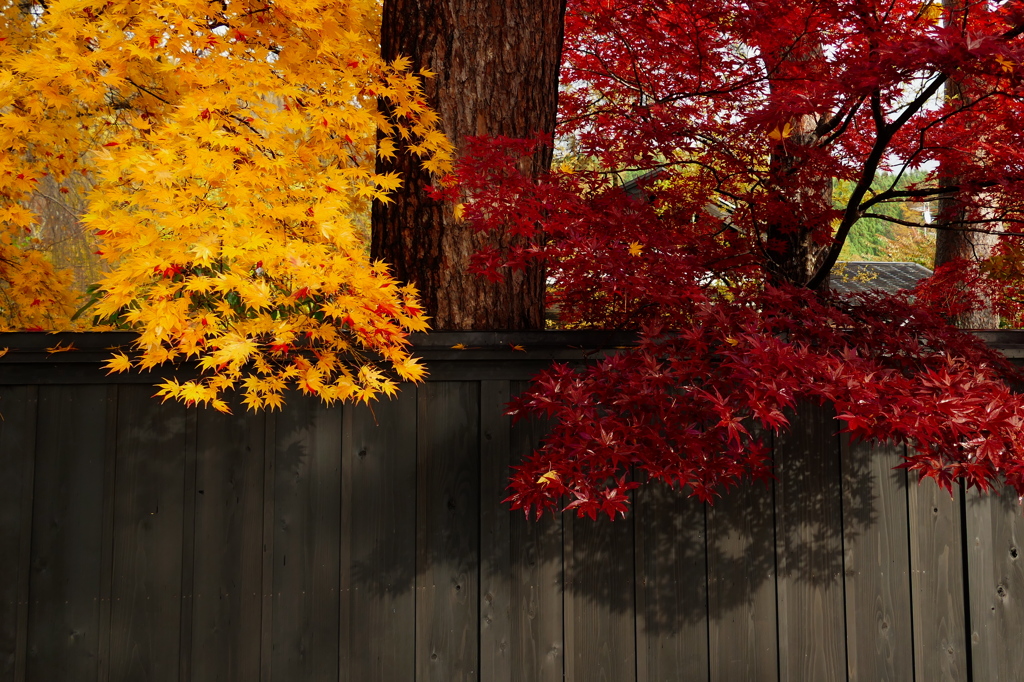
[830,261,933,295]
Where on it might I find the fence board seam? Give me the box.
[959,482,974,682]
[903,445,917,682]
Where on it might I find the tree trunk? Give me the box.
[372,0,565,330]
[934,206,999,328]
[762,35,832,290]
[764,110,833,289]
[933,0,999,329]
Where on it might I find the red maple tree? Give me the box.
[442,0,1024,518]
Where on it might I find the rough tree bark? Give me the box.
[372,0,566,330]
[934,201,1000,328]
[933,0,1000,329]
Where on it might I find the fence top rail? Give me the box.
[1,329,1022,358]
[0,330,644,385]
[1,329,1022,381]
[0,330,638,362]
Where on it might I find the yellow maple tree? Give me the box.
[0,0,451,411]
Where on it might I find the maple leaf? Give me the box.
[103,352,133,374]
[767,123,793,142]
[537,470,560,487]
[0,0,449,413]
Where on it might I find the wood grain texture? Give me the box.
[634,481,708,682]
[26,385,111,682]
[0,386,37,682]
[340,390,417,682]
[108,384,188,682]
[965,485,1024,682]
[840,437,913,682]
[707,457,778,682]
[259,412,276,682]
[96,386,118,682]
[479,381,513,682]
[564,511,636,682]
[774,402,846,682]
[269,394,342,681]
[189,402,265,682]
[416,382,480,682]
[909,480,968,682]
[507,381,563,682]
[177,407,197,682]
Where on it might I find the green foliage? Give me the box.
[838,170,934,266]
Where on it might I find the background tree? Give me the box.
[932,0,1001,328]
[371,0,566,330]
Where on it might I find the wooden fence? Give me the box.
[2,331,1024,682]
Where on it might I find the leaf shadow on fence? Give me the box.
[554,405,883,636]
[344,396,888,641]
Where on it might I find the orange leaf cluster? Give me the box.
[1,0,451,410]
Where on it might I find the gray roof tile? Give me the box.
[831,261,933,294]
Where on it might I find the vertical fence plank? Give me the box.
[909,479,968,682]
[97,385,118,682]
[0,386,37,682]
[340,390,417,682]
[479,380,513,682]
[189,402,265,682]
[774,402,846,682]
[416,382,480,682]
[841,438,913,682]
[707,475,778,682]
[178,407,198,682]
[270,394,341,681]
[108,385,188,682]
[259,412,276,682]
[965,486,1024,682]
[507,381,563,682]
[564,511,636,682]
[26,386,111,682]
[634,482,708,682]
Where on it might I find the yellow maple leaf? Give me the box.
[768,123,793,141]
[627,241,644,257]
[103,352,133,373]
[537,471,560,487]
[1,0,449,415]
